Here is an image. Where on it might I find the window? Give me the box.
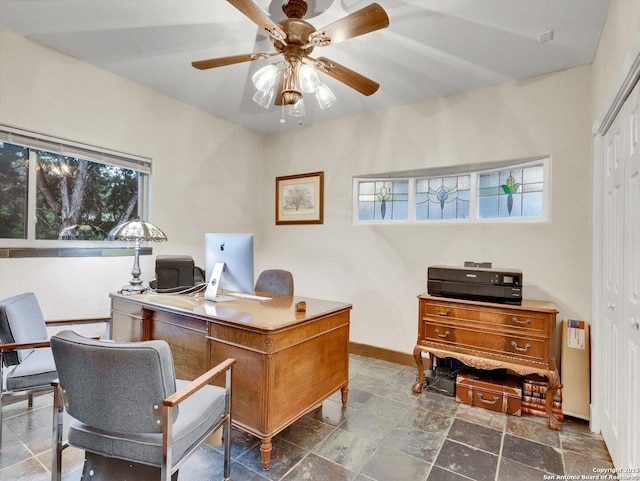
[357,179,409,220]
[354,158,549,223]
[478,164,545,218]
[415,175,471,220]
[0,126,150,245]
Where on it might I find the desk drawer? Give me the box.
[421,300,549,336]
[421,322,547,363]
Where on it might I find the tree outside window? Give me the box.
[0,137,146,243]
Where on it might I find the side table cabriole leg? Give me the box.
[545,370,562,431]
[412,345,429,393]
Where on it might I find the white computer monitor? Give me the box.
[204,233,254,299]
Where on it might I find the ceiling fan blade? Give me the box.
[308,3,389,47]
[191,53,267,70]
[313,57,379,96]
[227,0,287,42]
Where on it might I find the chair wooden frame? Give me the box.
[0,317,108,448]
[51,357,235,481]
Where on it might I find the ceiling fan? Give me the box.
[192,0,389,112]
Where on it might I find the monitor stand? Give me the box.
[204,262,235,302]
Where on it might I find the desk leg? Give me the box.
[260,438,272,470]
[341,385,349,406]
[545,370,562,431]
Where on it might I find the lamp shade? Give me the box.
[108,219,167,242]
[108,219,167,294]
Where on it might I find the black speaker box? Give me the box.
[155,255,195,289]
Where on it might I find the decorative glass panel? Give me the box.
[35,151,139,240]
[0,142,28,239]
[357,180,409,220]
[415,175,470,220]
[478,164,544,218]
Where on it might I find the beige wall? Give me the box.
[591,0,640,119]
[0,26,263,319]
[261,66,593,353]
[1,21,596,356]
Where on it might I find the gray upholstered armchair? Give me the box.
[0,292,106,449]
[254,269,294,296]
[50,330,234,481]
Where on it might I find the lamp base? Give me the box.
[121,283,148,295]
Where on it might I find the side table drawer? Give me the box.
[421,322,548,363]
[421,301,550,336]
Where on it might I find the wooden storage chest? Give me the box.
[456,369,522,415]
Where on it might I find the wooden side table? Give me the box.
[413,294,562,430]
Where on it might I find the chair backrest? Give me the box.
[254,269,294,296]
[0,292,48,366]
[50,330,177,434]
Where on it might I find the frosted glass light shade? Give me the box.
[252,65,280,109]
[299,64,320,93]
[289,98,305,117]
[252,64,278,92]
[316,82,337,110]
[253,86,276,109]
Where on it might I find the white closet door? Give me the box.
[601,104,626,465]
[624,86,640,469]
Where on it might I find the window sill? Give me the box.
[0,247,152,258]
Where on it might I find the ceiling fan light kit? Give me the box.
[192,0,389,121]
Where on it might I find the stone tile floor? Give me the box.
[0,354,613,481]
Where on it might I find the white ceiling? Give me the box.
[0,0,611,134]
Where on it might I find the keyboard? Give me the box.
[207,295,237,302]
[227,292,272,301]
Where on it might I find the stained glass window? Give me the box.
[354,159,548,224]
[478,164,544,218]
[415,175,470,220]
[357,179,409,220]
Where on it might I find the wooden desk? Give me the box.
[412,294,561,430]
[110,292,351,469]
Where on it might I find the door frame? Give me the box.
[591,37,640,435]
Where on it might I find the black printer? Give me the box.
[427,264,522,305]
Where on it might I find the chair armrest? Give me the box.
[163,358,235,407]
[45,318,110,327]
[0,339,50,352]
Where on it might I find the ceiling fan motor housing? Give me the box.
[273,19,316,56]
[282,0,308,19]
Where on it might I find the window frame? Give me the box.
[353,157,550,225]
[0,125,151,250]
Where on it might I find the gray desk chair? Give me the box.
[0,292,105,449]
[50,330,234,481]
[254,269,294,296]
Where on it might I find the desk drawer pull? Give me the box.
[435,307,450,317]
[434,329,451,339]
[511,341,531,352]
[511,316,531,325]
[476,393,500,405]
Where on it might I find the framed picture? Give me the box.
[276,171,324,225]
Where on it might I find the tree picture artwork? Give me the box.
[276,171,324,225]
